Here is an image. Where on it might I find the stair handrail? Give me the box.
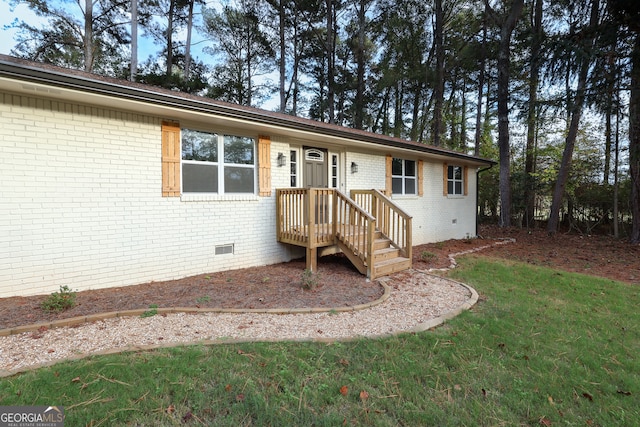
[350,189,413,261]
[334,190,376,278]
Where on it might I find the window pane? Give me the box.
[448,165,454,180]
[182,129,217,162]
[224,166,254,193]
[183,163,218,192]
[224,135,254,164]
[392,177,403,194]
[448,181,454,195]
[405,160,416,177]
[455,182,462,195]
[405,177,416,194]
[454,166,462,180]
[392,158,403,175]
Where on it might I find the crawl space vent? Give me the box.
[215,244,234,255]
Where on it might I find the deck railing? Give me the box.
[276,188,335,248]
[276,188,410,278]
[335,190,376,275]
[350,189,413,260]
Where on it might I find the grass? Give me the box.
[1,256,638,426]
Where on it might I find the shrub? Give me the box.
[41,285,77,313]
[420,250,437,262]
[301,269,320,290]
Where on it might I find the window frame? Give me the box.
[329,152,339,189]
[391,158,417,196]
[447,164,464,196]
[290,148,299,187]
[181,128,257,195]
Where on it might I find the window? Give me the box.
[290,150,298,187]
[447,165,464,195]
[392,158,416,195]
[330,154,339,188]
[181,129,255,194]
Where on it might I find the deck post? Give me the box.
[306,247,317,272]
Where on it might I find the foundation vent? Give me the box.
[215,244,234,255]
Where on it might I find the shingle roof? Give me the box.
[0,54,493,165]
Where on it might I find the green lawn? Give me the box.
[1,256,638,426]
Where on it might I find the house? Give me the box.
[0,55,493,298]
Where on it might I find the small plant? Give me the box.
[301,269,320,290]
[420,250,437,262]
[196,296,211,304]
[141,304,159,318]
[41,285,77,313]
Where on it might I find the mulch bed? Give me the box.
[1,225,638,330]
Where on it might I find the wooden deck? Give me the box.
[276,188,412,279]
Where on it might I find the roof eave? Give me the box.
[0,57,495,166]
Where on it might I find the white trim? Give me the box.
[304,148,325,162]
[391,158,417,196]
[181,129,257,195]
[447,165,464,196]
[329,152,340,189]
[290,148,300,187]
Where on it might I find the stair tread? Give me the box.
[374,247,399,254]
[375,256,410,266]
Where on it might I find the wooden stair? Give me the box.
[277,188,412,280]
[336,230,411,279]
[371,231,412,277]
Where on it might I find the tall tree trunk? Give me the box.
[130,0,138,81]
[354,0,366,129]
[487,0,524,228]
[184,0,195,81]
[432,0,445,146]
[410,83,422,141]
[84,0,93,72]
[548,0,600,234]
[393,80,403,138]
[524,0,543,228]
[474,7,488,156]
[605,110,612,185]
[614,91,620,238]
[166,0,175,77]
[630,32,640,243]
[278,0,286,113]
[603,36,618,186]
[325,0,335,124]
[291,28,300,116]
[461,76,468,151]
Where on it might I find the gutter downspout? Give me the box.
[476,164,494,237]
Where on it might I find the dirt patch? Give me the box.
[1,225,638,330]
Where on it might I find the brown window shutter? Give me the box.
[418,159,424,196]
[464,166,469,196]
[442,163,448,196]
[385,155,392,195]
[161,121,181,197]
[258,135,271,196]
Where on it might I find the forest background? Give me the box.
[2,0,639,243]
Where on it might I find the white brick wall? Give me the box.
[1,92,479,298]
[395,161,478,244]
[0,93,293,298]
[343,153,478,245]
